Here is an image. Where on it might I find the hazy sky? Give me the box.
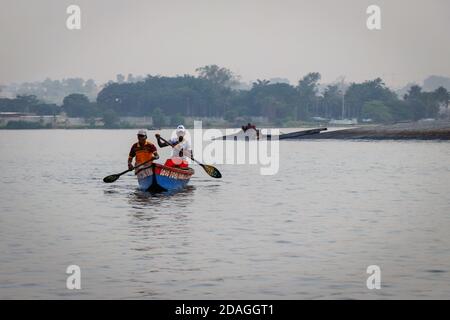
[1,0,449,87]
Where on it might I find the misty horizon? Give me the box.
[2,71,450,90]
[1,0,450,88]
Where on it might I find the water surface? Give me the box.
[0,129,449,299]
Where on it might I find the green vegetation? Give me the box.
[93,68,449,124]
[102,110,120,128]
[1,78,98,104]
[362,101,392,123]
[170,113,185,127]
[0,95,60,115]
[5,121,51,129]
[152,107,167,128]
[1,65,449,128]
[62,93,98,118]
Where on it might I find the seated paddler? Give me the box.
[155,125,192,169]
[128,129,159,170]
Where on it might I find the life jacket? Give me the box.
[129,140,157,165]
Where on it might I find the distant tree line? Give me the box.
[2,78,99,104]
[1,66,449,127]
[94,67,450,125]
[0,94,59,115]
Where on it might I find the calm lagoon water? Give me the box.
[0,129,449,299]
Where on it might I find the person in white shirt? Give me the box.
[155,125,192,168]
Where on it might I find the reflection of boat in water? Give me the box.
[135,163,194,193]
[213,127,328,140]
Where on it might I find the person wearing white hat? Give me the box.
[128,129,159,170]
[155,125,192,168]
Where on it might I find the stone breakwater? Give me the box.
[294,120,450,140]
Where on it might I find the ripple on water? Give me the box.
[1,133,450,299]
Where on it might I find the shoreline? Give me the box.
[293,120,450,140]
[2,121,450,141]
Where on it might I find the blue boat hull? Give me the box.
[136,163,194,193]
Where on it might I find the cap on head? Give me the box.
[176,125,186,137]
[137,129,147,137]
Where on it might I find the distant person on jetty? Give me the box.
[242,122,257,132]
[155,125,192,168]
[128,129,159,170]
[242,123,260,139]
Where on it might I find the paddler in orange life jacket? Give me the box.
[155,125,192,168]
[128,129,159,170]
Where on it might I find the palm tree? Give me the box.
[252,79,271,88]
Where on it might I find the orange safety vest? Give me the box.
[129,141,157,165]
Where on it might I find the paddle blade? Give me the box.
[201,164,222,179]
[103,174,120,183]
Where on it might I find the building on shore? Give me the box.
[118,116,153,128]
[64,117,104,128]
[0,112,156,128]
[0,112,67,128]
[0,112,105,128]
[329,118,359,125]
